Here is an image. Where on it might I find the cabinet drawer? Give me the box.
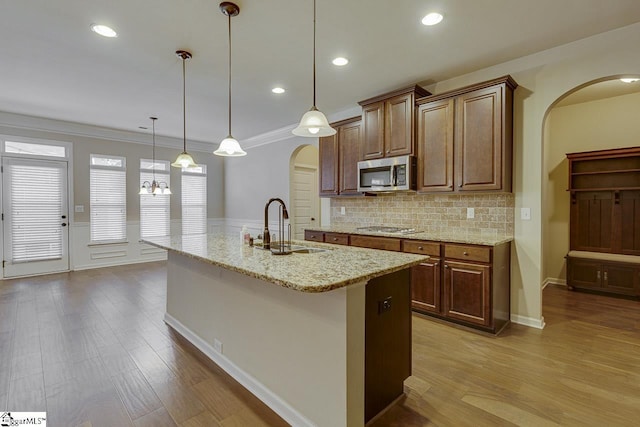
[350,235,401,251]
[402,240,440,256]
[304,230,324,242]
[325,232,349,245]
[444,244,491,263]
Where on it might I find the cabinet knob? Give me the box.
[311,235,316,238]
[597,270,601,280]
[333,238,338,241]
[418,246,423,250]
[604,271,608,281]
[458,184,463,188]
[434,262,439,266]
[463,251,468,256]
[386,150,390,153]
[444,264,449,269]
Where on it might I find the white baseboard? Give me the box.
[511,314,546,329]
[543,277,566,289]
[163,313,315,427]
[73,255,167,271]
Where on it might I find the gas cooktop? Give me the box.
[356,226,420,235]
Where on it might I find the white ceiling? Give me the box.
[555,78,640,107]
[2,0,640,149]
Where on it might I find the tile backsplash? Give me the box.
[330,193,514,237]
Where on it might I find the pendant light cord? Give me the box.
[313,0,316,108]
[151,117,156,181]
[228,12,232,136]
[182,56,187,152]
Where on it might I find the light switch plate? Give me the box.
[75,205,84,213]
[340,206,346,215]
[521,207,531,220]
[467,208,475,219]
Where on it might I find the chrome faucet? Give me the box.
[263,198,289,250]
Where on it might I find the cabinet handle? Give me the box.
[597,270,601,280]
[418,246,423,250]
[604,271,608,281]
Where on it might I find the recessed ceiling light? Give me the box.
[272,87,285,94]
[620,78,640,83]
[421,13,443,26]
[90,24,117,38]
[332,57,349,66]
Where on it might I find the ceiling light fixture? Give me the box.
[140,117,171,196]
[214,2,247,157]
[172,50,198,168]
[421,12,443,26]
[332,57,349,66]
[272,87,286,94]
[90,24,117,38]
[620,77,640,83]
[292,0,336,138]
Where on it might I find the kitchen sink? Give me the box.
[254,243,331,254]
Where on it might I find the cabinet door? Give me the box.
[603,264,638,295]
[455,85,503,191]
[443,260,491,327]
[417,98,454,192]
[570,192,614,252]
[319,134,339,196]
[361,102,385,160]
[339,120,362,194]
[385,93,414,157]
[566,257,601,290]
[620,190,640,255]
[411,258,441,314]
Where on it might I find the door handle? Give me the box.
[311,217,315,221]
[61,223,67,227]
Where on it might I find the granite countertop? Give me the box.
[306,225,513,246]
[141,233,428,293]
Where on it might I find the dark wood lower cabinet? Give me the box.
[443,261,491,327]
[411,259,441,314]
[566,253,640,297]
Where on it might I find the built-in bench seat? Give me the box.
[566,251,640,297]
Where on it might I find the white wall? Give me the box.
[544,90,640,284]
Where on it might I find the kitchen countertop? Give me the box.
[141,233,428,293]
[305,225,513,246]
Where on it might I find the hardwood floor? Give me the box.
[1,264,639,426]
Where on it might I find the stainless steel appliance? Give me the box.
[357,155,416,192]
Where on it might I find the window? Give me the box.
[4,140,67,157]
[182,165,207,234]
[90,154,126,242]
[140,159,171,238]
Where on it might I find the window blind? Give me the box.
[8,163,64,262]
[182,166,207,235]
[140,159,170,238]
[90,155,126,242]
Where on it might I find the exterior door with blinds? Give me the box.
[2,157,69,277]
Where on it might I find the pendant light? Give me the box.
[292,0,336,138]
[172,50,198,168]
[140,117,172,196]
[214,2,247,157]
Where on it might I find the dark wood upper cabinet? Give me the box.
[318,116,363,197]
[416,75,516,193]
[359,85,430,161]
[417,98,454,192]
[338,119,362,195]
[319,133,339,196]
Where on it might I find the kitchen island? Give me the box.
[141,233,428,427]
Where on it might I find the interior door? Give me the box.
[292,166,319,240]
[2,157,69,277]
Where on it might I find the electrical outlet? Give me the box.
[521,207,531,221]
[378,296,392,314]
[340,206,346,215]
[467,207,475,219]
[213,339,223,354]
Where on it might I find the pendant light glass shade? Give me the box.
[215,2,247,157]
[292,0,336,138]
[214,136,246,156]
[292,107,335,137]
[171,152,197,169]
[172,50,198,168]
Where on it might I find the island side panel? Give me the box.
[165,251,366,427]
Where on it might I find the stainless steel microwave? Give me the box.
[357,155,416,192]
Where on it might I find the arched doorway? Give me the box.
[542,75,640,292]
[289,145,321,240]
